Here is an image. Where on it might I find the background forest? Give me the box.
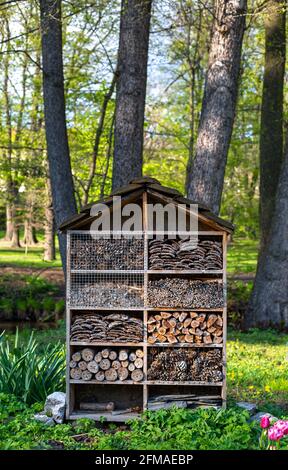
[1,0,288,451]
[0,0,262,243]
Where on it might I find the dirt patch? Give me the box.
[0,266,64,288]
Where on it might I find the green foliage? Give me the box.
[0,273,62,321]
[127,407,257,450]
[0,330,65,404]
[0,393,263,450]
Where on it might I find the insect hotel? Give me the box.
[60,177,234,421]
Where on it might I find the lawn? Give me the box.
[0,231,61,269]
[227,238,258,275]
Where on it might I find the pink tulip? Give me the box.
[273,420,288,436]
[260,416,270,429]
[268,426,284,441]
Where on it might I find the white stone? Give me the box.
[44,392,66,424]
[34,413,55,427]
[236,402,257,415]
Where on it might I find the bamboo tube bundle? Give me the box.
[71,237,144,270]
[149,238,222,270]
[70,313,143,343]
[70,282,144,308]
[70,347,144,382]
[147,348,223,382]
[147,311,223,345]
[148,279,223,308]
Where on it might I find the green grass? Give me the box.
[0,230,61,268]
[227,328,288,412]
[227,239,258,274]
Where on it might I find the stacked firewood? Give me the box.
[70,313,143,343]
[147,349,222,382]
[147,311,223,345]
[149,238,222,270]
[71,237,144,270]
[148,278,223,308]
[70,282,144,308]
[70,347,144,382]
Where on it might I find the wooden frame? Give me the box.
[66,191,229,421]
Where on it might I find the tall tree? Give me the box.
[259,0,286,251]
[39,0,77,270]
[246,131,288,328]
[186,0,247,214]
[112,0,152,190]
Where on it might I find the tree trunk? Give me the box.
[4,204,14,241]
[112,0,152,190]
[245,136,288,328]
[44,175,56,261]
[23,217,38,246]
[186,0,247,214]
[40,0,77,273]
[5,203,20,247]
[259,0,286,252]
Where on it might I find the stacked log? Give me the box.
[147,349,222,382]
[148,279,223,308]
[71,237,144,270]
[149,238,222,270]
[70,282,144,308]
[70,347,144,382]
[71,313,143,343]
[147,311,223,345]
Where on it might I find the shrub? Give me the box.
[0,330,65,404]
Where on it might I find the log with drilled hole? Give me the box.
[147,349,223,382]
[147,311,223,345]
[148,279,223,308]
[69,347,144,382]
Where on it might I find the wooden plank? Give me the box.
[148,270,223,275]
[66,233,73,419]
[145,381,223,386]
[70,380,143,385]
[69,412,141,422]
[146,343,223,348]
[221,233,227,409]
[70,342,145,347]
[143,191,148,411]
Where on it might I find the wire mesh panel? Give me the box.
[69,273,144,308]
[70,232,144,271]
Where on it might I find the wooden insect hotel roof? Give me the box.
[60,177,234,233]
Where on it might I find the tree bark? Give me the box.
[40,0,77,272]
[186,0,247,214]
[259,0,286,251]
[245,135,288,328]
[23,202,38,247]
[112,0,152,190]
[44,174,56,261]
